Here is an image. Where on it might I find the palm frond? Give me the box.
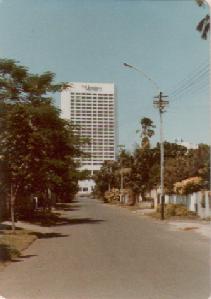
[196,18,205,32]
[202,22,210,39]
[196,0,205,7]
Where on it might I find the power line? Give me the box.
[171,76,209,101]
[170,62,209,95]
[170,66,209,98]
[168,59,209,95]
[171,67,209,95]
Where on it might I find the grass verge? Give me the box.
[0,227,37,269]
[147,204,199,220]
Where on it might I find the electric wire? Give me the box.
[168,59,209,96]
[171,76,209,101]
[169,67,209,99]
[168,60,209,100]
[171,69,209,97]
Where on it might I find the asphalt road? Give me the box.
[0,196,210,299]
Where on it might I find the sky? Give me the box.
[0,0,209,150]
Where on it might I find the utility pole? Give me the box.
[107,160,113,192]
[120,169,124,203]
[153,92,169,220]
[123,63,169,219]
[118,144,125,203]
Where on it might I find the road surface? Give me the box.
[0,196,210,299]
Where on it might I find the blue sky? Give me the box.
[0,0,209,150]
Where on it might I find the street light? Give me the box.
[123,62,169,220]
[123,63,160,93]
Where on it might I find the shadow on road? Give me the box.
[50,217,105,227]
[19,254,37,259]
[11,254,37,263]
[63,218,105,226]
[54,203,81,212]
[30,232,69,239]
[22,213,105,227]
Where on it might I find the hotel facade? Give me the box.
[61,82,118,193]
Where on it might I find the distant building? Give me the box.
[175,138,198,150]
[61,82,118,194]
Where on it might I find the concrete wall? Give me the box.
[152,190,211,219]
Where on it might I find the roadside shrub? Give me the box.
[0,244,20,261]
[165,204,176,216]
[104,188,120,203]
[156,204,189,217]
[202,216,211,221]
[188,211,197,217]
[174,204,188,216]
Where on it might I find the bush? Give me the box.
[0,244,20,261]
[174,205,188,216]
[165,204,176,216]
[156,204,189,218]
[188,211,197,217]
[104,189,120,203]
[174,177,203,195]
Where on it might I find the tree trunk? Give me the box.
[130,191,136,206]
[10,184,16,233]
[136,194,139,205]
[140,191,146,202]
[41,191,47,214]
[47,188,52,212]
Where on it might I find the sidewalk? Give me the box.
[131,208,211,239]
[167,219,211,239]
[2,221,54,234]
[132,208,156,215]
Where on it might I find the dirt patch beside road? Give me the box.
[0,225,37,270]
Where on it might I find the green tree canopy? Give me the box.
[0,58,67,104]
[0,59,85,230]
[138,117,155,149]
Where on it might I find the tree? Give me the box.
[127,146,159,204]
[196,0,210,39]
[0,59,67,104]
[117,148,133,169]
[163,143,209,194]
[196,0,206,5]
[137,117,155,149]
[0,59,28,102]
[0,102,85,230]
[174,177,204,195]
[125,117,157,203]
[185,144,209,187]
[93,160,119,200]
[95,118,157,205]
[164,155,190,194]
[0,103,34,231]
[0,59,83,231]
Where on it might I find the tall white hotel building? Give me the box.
[61,82,118,194]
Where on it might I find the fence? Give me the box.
[153,191,211,219]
